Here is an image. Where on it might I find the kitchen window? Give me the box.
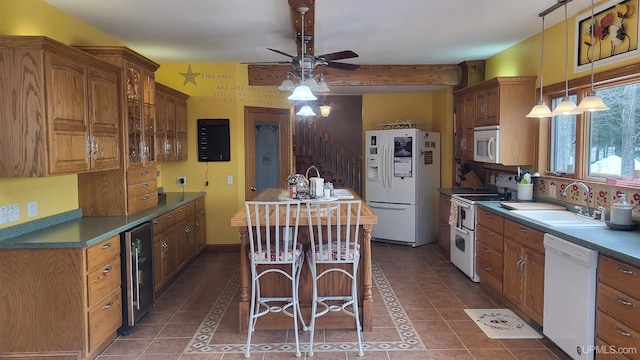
[546,64,640,184]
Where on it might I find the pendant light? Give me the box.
[527,15,552,118]
[552,2,580,116]
[577,0,610,112]
[288,7,317,102]
[296,105,316,116]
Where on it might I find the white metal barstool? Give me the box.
[304,200,364,356]
[244,201,304,358]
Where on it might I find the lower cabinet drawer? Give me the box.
[127,180,157,198]
[88,289,122,353]
[598,282,640,331]
[128,192,158,214]
[597,311,640,360]
[599,255,640,300]
[596,337,632,360]
[87,236,120,272]
[87,257,121,308]
[476,254,503,293]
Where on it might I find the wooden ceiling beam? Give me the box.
[288,0,314,56]
[247,64,461,87]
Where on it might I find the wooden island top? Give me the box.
[230,188,377,332]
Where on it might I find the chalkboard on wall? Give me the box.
[197,119,230,162]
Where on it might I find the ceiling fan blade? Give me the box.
[242,61,292,65]
[267,48,297,59]
[316,50,359,62]
[325,61,361,71]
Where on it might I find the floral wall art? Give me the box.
[575,0,639,72]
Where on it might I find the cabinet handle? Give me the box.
[142,183,149,188]
[614,325,634,338]
[101,242,112,250]
[167,214,173,219]
[519,227,528,233]
[153,220,159,224]
[483,247,491,253]
[142,196,149,201]
[617,266,637,276]
[141,170,148,175]
[484,230,491,235]
[616,296,636,307]
[178,208,184,213]
[102,301,114,310]
[102,265,112,275]
[483,266,492,272]
[484,213,492,218]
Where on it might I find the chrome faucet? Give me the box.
[561,181,593,217]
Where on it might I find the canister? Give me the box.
[610,194,633,225]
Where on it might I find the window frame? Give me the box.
[540,62,640,187]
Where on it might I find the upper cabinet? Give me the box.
[0,36,121,177]
[76,46,160,169]
[454,76,537,165]
[155,83,189,163]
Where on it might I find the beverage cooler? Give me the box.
[119,221,154,335]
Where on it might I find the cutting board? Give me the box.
[500,202,566,210]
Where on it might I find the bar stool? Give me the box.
[304,200,364,357]
[244,201,304,358]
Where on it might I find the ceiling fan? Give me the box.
[246,6,361,79]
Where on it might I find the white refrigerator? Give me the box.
[365,129,440,247]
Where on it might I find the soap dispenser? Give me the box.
[610,194,633,225]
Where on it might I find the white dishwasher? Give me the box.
[543,233,598,360]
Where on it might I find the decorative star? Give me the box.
[180,64,200,86]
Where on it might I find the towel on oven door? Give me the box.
[448,200,459,226]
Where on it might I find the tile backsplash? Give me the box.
[534,176,640,220]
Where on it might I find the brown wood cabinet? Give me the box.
[0,235,122,359]
[0,36,121,177]
[175,201,197,271]
[195,197,207,253]
[453,76,536,165]
[597,255,640,360]
[502,219,545,326]
[153,210,177,294]
[475,208,505,294]
[156,83,189,162]
[77,46,161,216]
[437,193,451,256]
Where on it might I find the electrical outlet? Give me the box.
[177,176,186,186]
[549,184,557,199]
[226,175,233,185]
[28,201,38,217]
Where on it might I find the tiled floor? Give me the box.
[97,242,571,360]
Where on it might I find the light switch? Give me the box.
[226,175,233,185]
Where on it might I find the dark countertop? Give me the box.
[438,188,494,196]
[477,201,640,267]
[0,192,205,249]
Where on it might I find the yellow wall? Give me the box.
[486,0,638,89]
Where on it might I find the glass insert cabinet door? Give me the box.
[127,67,156,165]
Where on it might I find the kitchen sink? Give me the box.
[510,210,606,227]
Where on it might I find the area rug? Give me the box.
[185,263,425,355]
[464,308,543,339]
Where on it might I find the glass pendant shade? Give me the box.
[577,91,610,112]
[303,77,318,90]
[288,84,317,101]
[319,105,331,117]
[278,75,295,91]
[296,105,316,116]
[551,96,579,115]
[315,75,330,93]
[526,101,552,118]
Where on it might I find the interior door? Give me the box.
[244,107,291,201]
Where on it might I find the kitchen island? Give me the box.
[230,188,378,333]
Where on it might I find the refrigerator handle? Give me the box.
[387,142,393,189]
[134,241,141,310]
[381,143,387,189]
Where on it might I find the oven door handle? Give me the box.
[452,226,471,236]
[453,200,471,209]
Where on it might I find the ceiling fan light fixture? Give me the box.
[296,105,316,116]
[288,84,317,101]
[315,74,330,93]
[303,76,319,90]
[278,72,296,91]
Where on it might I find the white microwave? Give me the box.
[474,125,499,163]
